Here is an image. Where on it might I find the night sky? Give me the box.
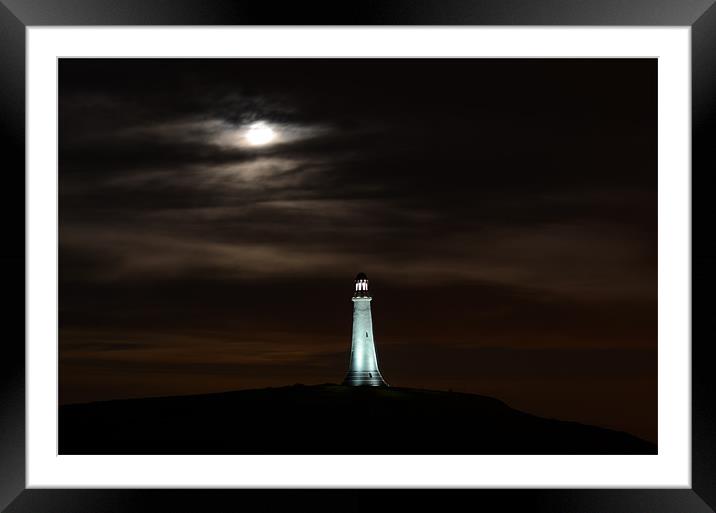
[59,59,657,442]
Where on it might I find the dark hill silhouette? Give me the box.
[59,384,655,454]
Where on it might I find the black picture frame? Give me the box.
[1,1,713,511]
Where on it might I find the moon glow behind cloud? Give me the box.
[245,122,276,146]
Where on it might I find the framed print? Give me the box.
[1,1,714,512]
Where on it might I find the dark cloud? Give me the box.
[59,58,657,441]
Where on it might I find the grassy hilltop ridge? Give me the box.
[59,384,655,455]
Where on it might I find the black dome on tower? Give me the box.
[355,272,368,281]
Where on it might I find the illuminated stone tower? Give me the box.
[343,273,388,386]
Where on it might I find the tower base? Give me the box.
[343,371,388,387]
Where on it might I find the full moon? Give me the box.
[245,122,276,146]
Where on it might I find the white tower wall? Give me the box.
[343,274,388,386]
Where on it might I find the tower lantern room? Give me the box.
[354,272,369,297]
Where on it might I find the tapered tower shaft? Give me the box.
[343,273,388,386]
